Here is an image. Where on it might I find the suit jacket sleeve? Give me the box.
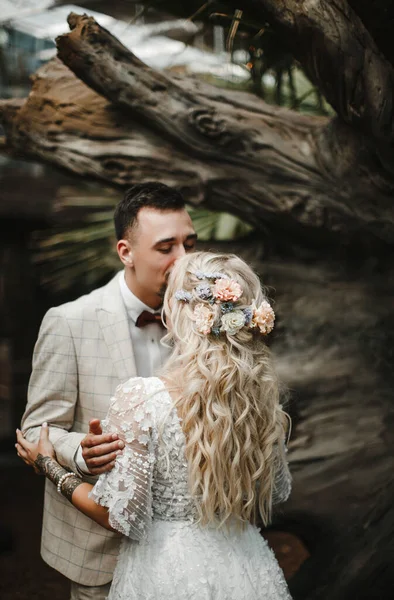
[21,306,84,471]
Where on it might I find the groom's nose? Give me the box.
[173,244,186,260]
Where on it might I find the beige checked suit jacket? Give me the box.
[22,272,137,586]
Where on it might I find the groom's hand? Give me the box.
[81,419,124,475]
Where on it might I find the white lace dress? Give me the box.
[90,376,292,600]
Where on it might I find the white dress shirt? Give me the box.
[76,271,171,473]
[118,270,171,376]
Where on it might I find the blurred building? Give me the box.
[0,2,246,97]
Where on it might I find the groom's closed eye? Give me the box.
[158,242,196,254]
[156,238,197,255]
[157,246,173,254]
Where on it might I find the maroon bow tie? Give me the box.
[135,310,165,329]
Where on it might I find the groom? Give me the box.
[20,182,197,600]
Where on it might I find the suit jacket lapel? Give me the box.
[96,272,137,381]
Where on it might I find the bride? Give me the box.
[17,251,292,600]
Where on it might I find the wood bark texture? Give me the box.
[1,38,394,243]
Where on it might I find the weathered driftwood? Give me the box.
[1,14,394,243]
[126,0,394,145]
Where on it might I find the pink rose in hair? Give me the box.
[251,301,275,334]
[213,278,242,302]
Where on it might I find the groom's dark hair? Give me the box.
[114,182,186,240]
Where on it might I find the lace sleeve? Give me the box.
[272,440,292,505]
[89,377,156,541]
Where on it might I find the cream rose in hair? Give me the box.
[220,310,246,335]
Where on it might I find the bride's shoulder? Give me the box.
[115,375,157,391]
[110,377,168,411]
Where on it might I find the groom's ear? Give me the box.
[117,239,134,267]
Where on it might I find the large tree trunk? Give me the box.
[1,14,394,244]
[1,4,393,598]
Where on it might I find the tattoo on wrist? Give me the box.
[62,476,84,503]
[35,454,83,504]
[35,454,67,485]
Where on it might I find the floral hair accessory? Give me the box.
[220,301,235,314]
[213,278,243,302]
[193,303,215,334]
[243,307,253,325]
[220,310,246,335]
[195,270,226,281]
[175,289,192,302]
[250,300,275,334]
[195,283,213,301]
[174,270,275,338]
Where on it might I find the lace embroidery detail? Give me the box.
[110,520,292,600]
[89,377,159,540]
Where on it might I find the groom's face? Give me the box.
[124,207,197,308]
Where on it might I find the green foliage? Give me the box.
[187,208,253,241]
[182,2,336,116]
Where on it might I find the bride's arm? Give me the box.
[16,426,114,531]
[66,481,113,530]
[17,378,155,540]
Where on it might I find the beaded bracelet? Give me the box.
[57,472,79,495]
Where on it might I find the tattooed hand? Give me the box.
[16,424,83,501]
[16,423,55,472]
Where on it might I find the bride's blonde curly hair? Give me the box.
[161,251,288,528]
